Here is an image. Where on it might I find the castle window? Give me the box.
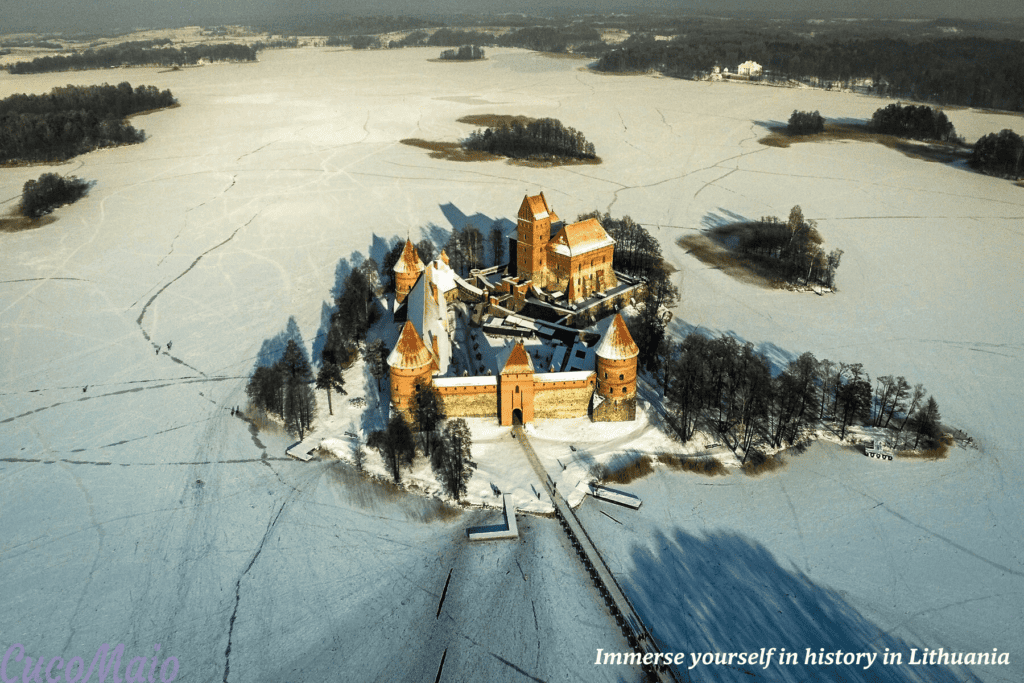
[515,386,519,393]
[604,372,607,378]
[622,387,627,393]
[619,373,624,380]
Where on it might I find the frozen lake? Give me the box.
[1,46,1022,681]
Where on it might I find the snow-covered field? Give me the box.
[2,46,1022,681]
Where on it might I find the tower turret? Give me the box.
[393,239,425,305]
[594,313,639,421]
[516,193,558,288]
[498,341,535,425]
[388,321,434,416]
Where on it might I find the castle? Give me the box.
[387,193,639,426]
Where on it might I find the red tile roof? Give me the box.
[520,193,559,223]
[549,218,614,257]
[596,313,639,360]
[500,341,535,375]
[387,321,433,369]
[393,238,425,274]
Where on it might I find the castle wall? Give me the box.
[533,373,595,419]
[593,395,637,422]
[435,381,499,418]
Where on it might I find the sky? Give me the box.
[5,0,1023,34]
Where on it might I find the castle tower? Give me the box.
[393,239,425,305]
[594,313,639,422]
[498,341,535,425]
[388,321,434,417]
[516,193,558,289]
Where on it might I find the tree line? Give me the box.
[20,173,90,218]
[318,260,382,415]
[734,206,843,290]
[463,118,596,161]
[867,103,958,142]
[594,34,1024,112]
[0,83,176,164]
[662,333,944,459]
[6,42,257,74]
[440,45,485,61]
[245,256,382,438]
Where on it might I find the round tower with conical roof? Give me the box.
[388,320,434,416]
[594,313,639,421]
[394,239,425,305]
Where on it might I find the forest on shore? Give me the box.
[5,42,257,74]
[660,331,946,467]
[0,83,176,164]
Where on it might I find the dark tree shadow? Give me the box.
[439,202,500,236]
[310,300,334,368]
[254,315,311,371]
[624,528,982,683]
[753,119,786,130]
[420,222,451,252]
[312,251,372,366]
[701,209,751,230]
[369,232,400,265]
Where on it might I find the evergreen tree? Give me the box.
[358,256,380,294]
[435,418,475,501]
[334,267,372,345]
[416,239,435,265]
[413,380,446,462]
[368,414,415,483]
[280,339,315,439]
[381,240,407,293]
[911,396,943,449]
[364,339,388,392]
[316,362,345,415]
[489,223,505,266]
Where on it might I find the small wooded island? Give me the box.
[0,83,176,164]
[439,45,485,61]
[463,117,597,161]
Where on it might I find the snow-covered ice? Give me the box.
[2,46,1022,681]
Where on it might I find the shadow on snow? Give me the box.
[625,527,982,683]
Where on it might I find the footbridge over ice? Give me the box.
[511,424,684,683]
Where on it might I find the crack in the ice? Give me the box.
[0,376,237,424]
[487,652,547,683]
[0,456,291,465]
[694,167,738,198]
[223,501,287,683]
[0,277,89,285]
[136,212,256,373]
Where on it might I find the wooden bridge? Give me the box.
[511,424,684,683]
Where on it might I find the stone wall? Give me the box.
[436,384,498,418]
[534,379,594,419]
[592,395,636,422]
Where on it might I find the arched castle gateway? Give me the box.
[386,194,639,425]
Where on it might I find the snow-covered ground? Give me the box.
[2,46,1022,681]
